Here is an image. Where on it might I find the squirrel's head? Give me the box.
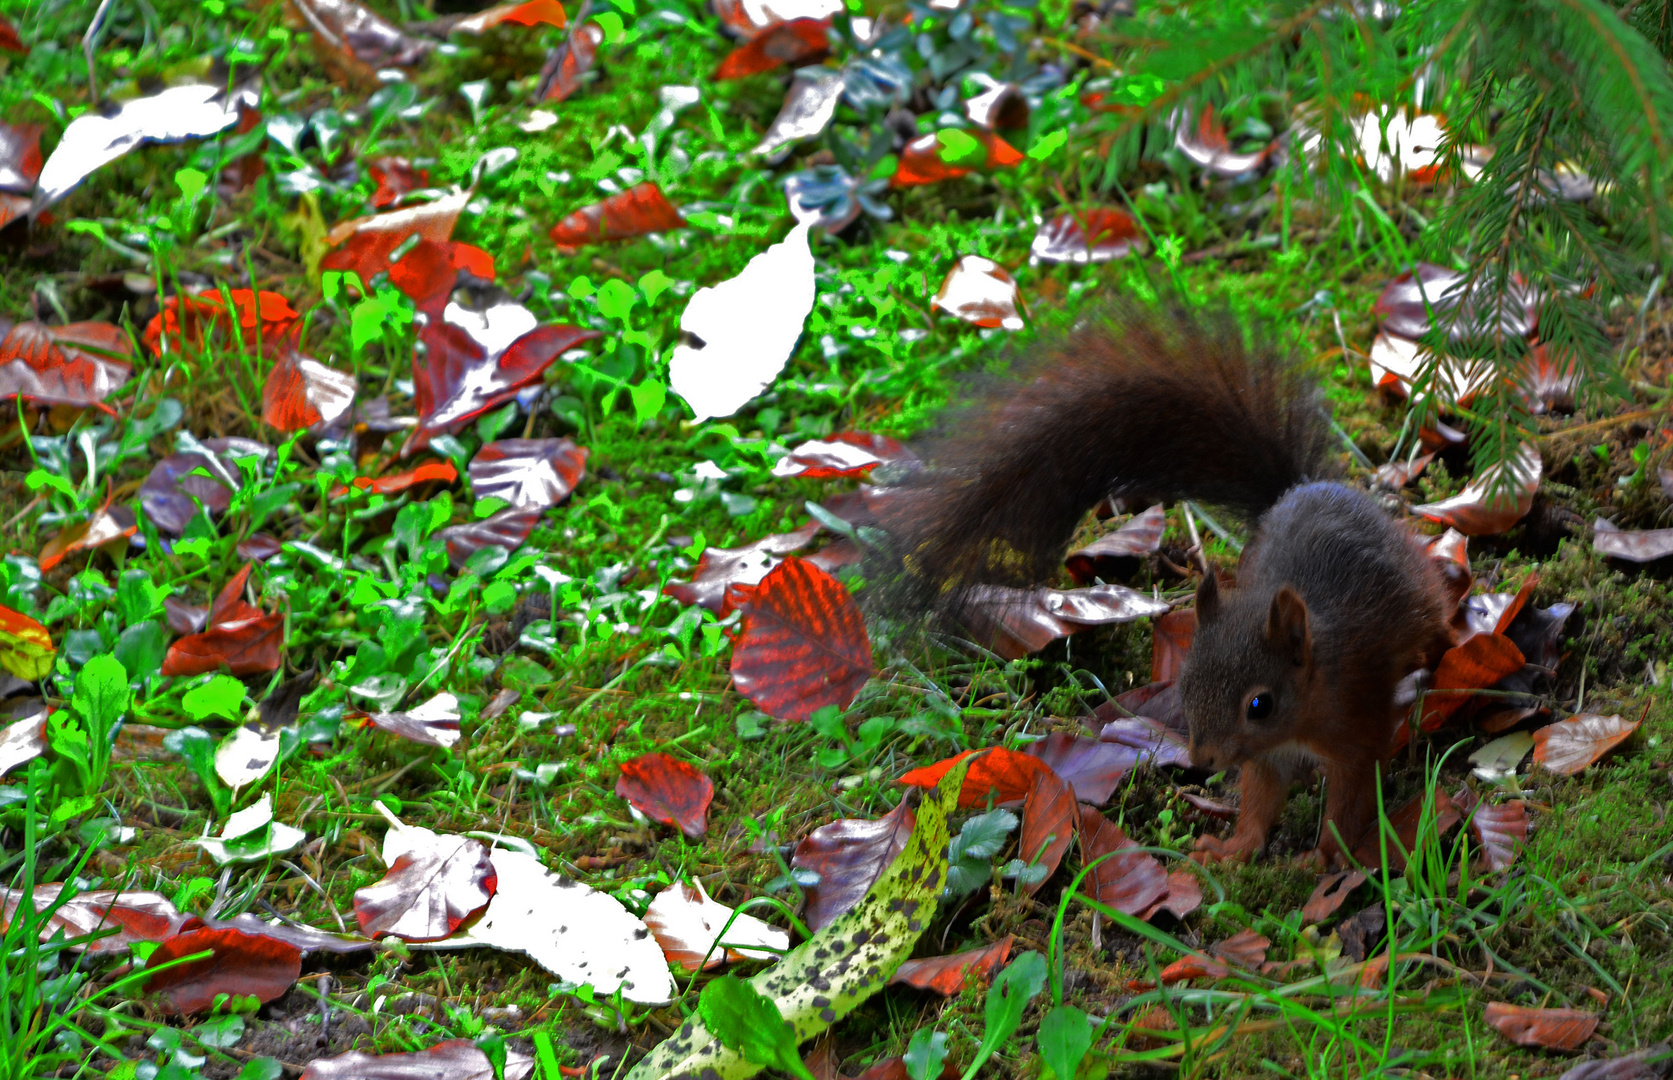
[1178,574,1317,771]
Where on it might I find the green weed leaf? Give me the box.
[183,675,248,722]
[961,951,1047,1080]
[1038,1004,1092,1080]
[699,975,814,1080]
[904,1029,949,1080]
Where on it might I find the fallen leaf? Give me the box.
[366,156,429,209]
[754,69,846,158]
[1376,451,1436,489]
[287,0,432,79]
[435,508,544,571]
[144,926,302,1015]
[713,18,830,80]
[1375,262,1536,342]
[790,797,915,931]
[300,1040,534,1080]
[413,849,676,1004]
[1555,1045,1672,1080]
[1211,928,1270,969]
[956,583,1169,660]
[1420,633,1526,730]
[192,795,306,865]
[1352,789,1461,871]
[468,438,587,511]
[0,320,134,410]
[354,821,497,942]
[1592,517,1673,563]
[730,556,873,722]
[662,521,821,612]
[389,238,495,310]
[1469,731,1535,783]
[338,460,458,498]
[616,752,714,839]
[1412,443,1541,535]
[1354,109,1452,183]
[712,0,843,35]
[1484,1001,1598,1051]
[1174,105,1271,176]
[162,615,285,678]
[214,725,283,789]
[1096,714,1192,767]
[263,347,357,432]
[549,181,684,250]
[1151,609,1196,683]
[412,320,599,449]
[899,747,1053,808]
[39,505,137,572]
[145,289,300,359]
[931,255,1023,331]
[1078,807,1168,916]
[535,22,603,102]
[643,879,790,970]
[1065,504,1165,583]
[1023,733,1138,805]
[1,885,192,955]
[1365,331,1490,404]
[366,692,462,749]
[670,221,815,422]
[1532,713,1640,776]
[0,711,45,778]
[138,439,269,536]
[1018,767,1075,894]
[34,84,246,211]
[771,432,911,480]
[1302,870,1365,923]
[1524,340,1579,413]
[0,607,55,682]
[452,0,567,34]
[1135,868,1204,921]
[892,129,1021,187]
[890,937,1013,995]
[322,191,470,287]
[0,17,24,54]
[1029,207,1147,266]
[1470,800,1529,870]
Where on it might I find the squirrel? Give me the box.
[877,303,1458,867]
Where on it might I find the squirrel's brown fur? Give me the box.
[878,303,1454,865]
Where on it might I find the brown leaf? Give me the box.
[616,752,714,839]
[144,926,302,1014]
[1066,504,1165,583]
[1470,800,1529,870]
[549,182,684,250]
[890,937,1013,995]
[1532,713,1640,776]
[1174,105,1271,176]
[1375,451,1435,489]
[0,121,43,194]
[452,0,567,34]
[642,879,789,970]
[770,432,913,480]
[287,0,432,80]
[930,255,1023,330]
[892,129,1021,187]
[956,583,1169,660]
[367,156,429,209]
[899,747,1052,808]
[300,1039,534,1080]
[353,831,497,942]
[468,438,587,512]
[730,556,873,722]
[791,798,915,931]
[1024,732,1141,805]
[1152,609,1196,683]
[535,22,603,102]
[0,320,134,411]
[662,521,821,613]
[1095,715,1192,768]
[1019,768,1075,894]
[161,615,285,678]
[435,508,543,571]
[365,693,461,750]
[1484,1001,1598,1051]
[39,505,136,572]
[0,18,24,54]
[1030,207,1146,265]
[196,912,374,954]
[1135,868,1203,921]
[1421,633,1526,730]
[1412,443,1541,536]
[1077,806,1167,916]
[713,18,830,80]
[1593,517,1673,563]
[1302,870,1365,923]
[1352,790,1461,872]
[1210,928,1270,969]
[1,885,192,955]
[1556,1045,1672,1080]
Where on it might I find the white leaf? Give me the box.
[643,879,790,970]
[669,222,815,422]
[0,711,46,780]
[214,725,283,789]
[36,84,243,210]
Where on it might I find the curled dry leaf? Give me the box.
[899,747,1051,808]
[436,508,543,571]
[890,936,1013,995]
[1024,733,1139,806]
[1066,504,1165,583]
[0,320,134,410]
[39,505,137,573]
[669,221,815,423]
[1412,443,1541,536]
[1376,451,1436,490]
[535,22,603,103]
[1018,767,1075,894]
[286,0,432,78]
[662,521,821,612]
[300,1039,534,1080]
[335,460,458,498]
[931,255,1023,331]
[1302,870,1366,923]
[549,181,684,250]
[1593,518,1673,563]
[1136,868,1203,921]
[771,432,911,480]
[1173,106,1271,176]
[366,692,462,749]
[616,752,714,839]
[414,849,676,1004]
[162,566,284,678]
[144,926,303,1015]
[468,438,587,511]
[1211,928,1270,969]
[1484,1001,1599,1051]
[1,885,192,955]
[1420,633,1526,730]
[790,797,915,931]
[1471,800,1529,870]
[1078,806,1168,916]
[643,878,790,970]
[1532,713,1640,776]
[730,555,873,722]
[263,348,357,432]
[754,70,846,158]
[354,821,497,942]
[713,18,830,80]
[0,711,46,778]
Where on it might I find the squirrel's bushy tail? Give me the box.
[873,302,1332,619]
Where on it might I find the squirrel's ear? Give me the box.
[1266,585,1312,667]
[1195,573,1220,623]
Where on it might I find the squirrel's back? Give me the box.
[873,303,1333,620]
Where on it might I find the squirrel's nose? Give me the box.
[1188,741,1217,770]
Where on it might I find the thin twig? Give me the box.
[82,0,115,103]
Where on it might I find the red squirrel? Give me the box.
[878,304,1456,866]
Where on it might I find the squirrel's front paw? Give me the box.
[1191,833,1259,865]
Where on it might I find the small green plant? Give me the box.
[45,654,128,825]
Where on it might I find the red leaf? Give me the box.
[388,238,495,307]
[410,322,599,449]
[161,615,285,677]
[616,752,714,839]
[892,130,1021,187]
[790,798,915,931]
[195,911,374,954]
[1302,870,1365,923]
[1031,207,1147,266]
[322,191,469,287]
[144,290,299,359]
[1019,767,1075,894]
[1024,732,1140,805]
[1420,633,1525,729]
[891,937,1013,995]
[662,522,822,612]
[1483,1002,1598,1051]
[0,320,134,410]
[367,156,429,209]
[1174,105,1272,176]
[730,556,872,722]
[209,563,260,626]
[262,347,357,432]
[536,22,602,102]
[548,182,684,250]
[1136,868,1203,921]
[713,18,830,80]
[1532,713,1640,776]
[1078,806,1168,916]
[468,438,587,511]
[1066,504,1165,583]
[353,833,497,942]
[770,432,912,480]
[39,505,136,572]
[300,1039,534,1080]
[144,927,302,1014]
[341,460,459,497]
[956,583,1167,660]
[0,16,25,53]
[1,885,192,955]
[1470,800,1528,870]
[435,508,543,570]
[898,747,1052,809]
[1151,609,1196,683]
[1352,789,1461,871]
[1211,928,1270,969]
[0,121,43,193]
[456,0,567,31]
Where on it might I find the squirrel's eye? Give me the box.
[1246,693,1274,721]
